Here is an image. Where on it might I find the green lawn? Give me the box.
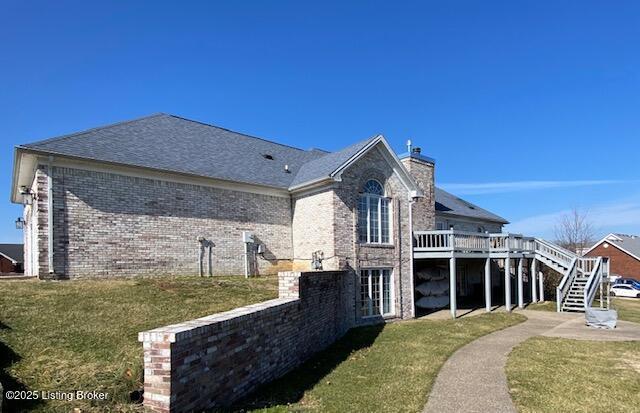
[609,298,640,324]
[0,276,278,412]
[507,337,640,413]
[0,277,529,413]
[235,313,526,413]
[527,298,640,323]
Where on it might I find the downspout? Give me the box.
[47,156,54,274]
[408,197,416,318]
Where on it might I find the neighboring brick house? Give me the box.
[584,233,640,281]
[11,113,503,321]
[0,244,23,274]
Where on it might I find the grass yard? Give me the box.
[0,276,278,412]
[527,298,640,323]
[507,337,640,413]
[235,313,526,413]
[609,298,640,324]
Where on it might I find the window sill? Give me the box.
[359,243,395,249]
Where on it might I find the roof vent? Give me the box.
[412,147,422,154]
[284,164,290,173]
[262,154,274,160]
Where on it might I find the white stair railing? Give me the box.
[534,238,575,268]
[556,257,578,312]
[583,257,603,309]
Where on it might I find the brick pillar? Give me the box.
[139,338,173,412]
[278,271,301,299]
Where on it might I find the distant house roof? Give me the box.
[434,187,509,224]
[0,244,23,263]
[586,233,640,261]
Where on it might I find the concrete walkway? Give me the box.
[423,310,640,413]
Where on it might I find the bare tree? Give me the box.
[553,207,595,254]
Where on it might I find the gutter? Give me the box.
[408,197,417,318]
[10,148,21,203]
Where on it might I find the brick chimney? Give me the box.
[400,142,435,231]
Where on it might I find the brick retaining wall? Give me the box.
[139,271,355,412]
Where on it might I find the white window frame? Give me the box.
[359,268,395,318]
[358,180,392,245]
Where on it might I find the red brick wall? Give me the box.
[0,256,16,273]
[586,243,640,281]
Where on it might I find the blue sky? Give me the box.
[1,1,639,243]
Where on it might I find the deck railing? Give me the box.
[413,230,536,254]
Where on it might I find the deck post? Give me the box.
[450,256,457,319]
[538,271,545,301]
[484,258,491,312]
[504,258,511,312]
[531,259,538,302]
[517,258,524,309]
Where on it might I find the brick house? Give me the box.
[584,233,640,281]
[14,113,594,324]
[12,114,612,411]
[0,244,23,274]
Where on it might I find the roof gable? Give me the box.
[289,136,377,188]
[586,233,640,261]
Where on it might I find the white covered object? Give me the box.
[585,308,618,329]
[416,280,449,296]
[416,295,450,309]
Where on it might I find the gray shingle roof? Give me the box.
[18,113,509,225]
[435,187,509,224]
[608,234,640,259]
[0,244,23,263]
[290,136,378,188]
[19,114,328,189]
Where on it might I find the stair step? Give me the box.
[562,303,584,308]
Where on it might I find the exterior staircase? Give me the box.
[561,275,590,312]
[533,238,609,313]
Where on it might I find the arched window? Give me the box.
[358,179,391,244]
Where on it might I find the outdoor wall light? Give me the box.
[15,217,25,229]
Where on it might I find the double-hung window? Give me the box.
[358,180,391,244]
[359,268,394,317]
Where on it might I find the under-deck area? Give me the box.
[413,230,549,318]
